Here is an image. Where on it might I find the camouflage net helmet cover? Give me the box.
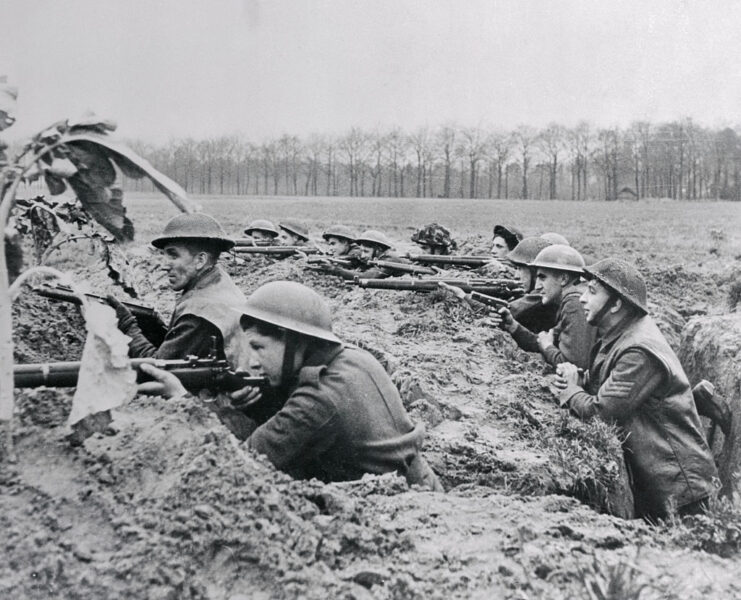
[583,258,649,314]
[411,223,458,252]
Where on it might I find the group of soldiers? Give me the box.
[120,211,720,522]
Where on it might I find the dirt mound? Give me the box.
[679,314,741,497]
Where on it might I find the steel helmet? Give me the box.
[244,219,280,237]
[238,281,341,344]
[493,224,523,250]
[355,229,393,251]
[583,258,648,314]
[322,225,356,242]
[411,223,457,253]
[540,232,570,246]
[279,219,310,241]
[507,237,553,266]
[151,213,234,251]
[529,244,585,274]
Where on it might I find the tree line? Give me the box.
[125,120,741,201]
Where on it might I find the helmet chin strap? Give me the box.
[591,294,616,326]
[279,331,299,389]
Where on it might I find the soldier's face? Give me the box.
[516,265,532,290]
[326,236,350,256]
[358,243,377,262]
[251,231,274,242]
[279,230,301,246]
[580,280,612,325]
[244,328,286,387]
[163,243,203,291]
[491,236,509,258]
[534,268,563,306]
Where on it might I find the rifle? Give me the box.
[13,355,269,394]
[306,255,355,269]
[352,277,523,298]
[407,254,492,268]
[34,284,167,346]
[369,259,437,276]
[438,281,510,309]
[232,239,275,247]
[232,246,321,256]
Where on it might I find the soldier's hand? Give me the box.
[230,384,263,410]
[555,362,581,388]
[137,362,188,399]
[106,294,133,321]
[537,328,555,352]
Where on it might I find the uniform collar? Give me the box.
[183,264,219,294]
[598,312,640,348]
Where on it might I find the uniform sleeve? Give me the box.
[542,297,592,369]
[562,349,665,423]
[509,322,540,352]
[247,389,340,471]
[124,314,223,359]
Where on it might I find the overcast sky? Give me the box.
[2,0,741,142]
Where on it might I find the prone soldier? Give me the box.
[278,219,310,246]
[490,244,596,370]
[551,258,718,521]
[505,237,559,333]
[243,219,280,245]
[139,281,443,490]
[411,223,457,256]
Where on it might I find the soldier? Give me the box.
[504,237,559,333]
[541,232,570,246]
[278,219,310,246]
[354,229,410,279]
[551,258,718,521]
[243,219,280,245]
[490,244,596,370]
[491,224,523,259]
[139,281,443,491]
[411,223,458,256]
[322,224,360,258]
[108,213,248,368]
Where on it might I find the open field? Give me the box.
[127,193,741,271]
[4,192,741,599]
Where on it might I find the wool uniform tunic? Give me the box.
[558,313,718,520]
[247,343,442,490]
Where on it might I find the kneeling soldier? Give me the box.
[109,213,248,366]
[491,244,596,369]
[551,258,717,521]
[141,281,443,490]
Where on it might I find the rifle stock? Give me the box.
[13,356,268,393]
[35,284,167,346]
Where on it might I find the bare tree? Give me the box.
[514,126,536,199]
[538,123,565,199]
[435,125,457,198]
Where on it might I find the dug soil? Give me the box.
[4,237,741,599]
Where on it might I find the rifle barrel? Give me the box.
[355,278,523,297]
[232,246,320,255]
[371,260,436,275]
[408,254,491,267]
